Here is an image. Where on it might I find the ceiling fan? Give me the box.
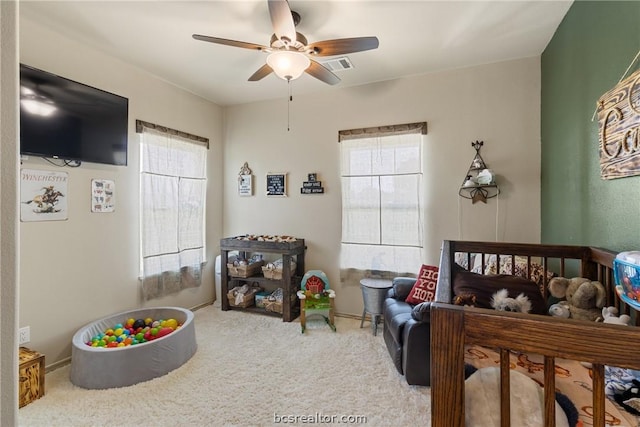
[192,0,379,85]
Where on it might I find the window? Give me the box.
[339,123,425,279]
[137,120,208,299]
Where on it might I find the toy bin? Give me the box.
[613,257,640,310]
[255,291,270,308]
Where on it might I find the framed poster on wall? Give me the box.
[91,179,115,212]
[266,172,287,197]
[20,169,68,221]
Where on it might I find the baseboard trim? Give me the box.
[45,357,71,373]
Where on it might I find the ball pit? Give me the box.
[84,315,181,348]
[70,307,196,390]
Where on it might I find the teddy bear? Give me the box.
[490,288,532,313]
[548,277,606,321]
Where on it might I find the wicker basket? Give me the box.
[261,259,296,280]
[227,261,264,278]
[264,293,296,314]
[227,286,261,308]
[262,266,283,280]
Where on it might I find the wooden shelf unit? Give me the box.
[220,237,306,322]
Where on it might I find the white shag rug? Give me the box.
[19,304,431,426]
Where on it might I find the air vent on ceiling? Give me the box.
[319,56,354,72]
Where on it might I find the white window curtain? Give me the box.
[139,123,207,299]
[339,124,425,283]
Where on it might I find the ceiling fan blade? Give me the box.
[307,36,379,56]
[305,60,340,85]
[268,0,296,44]
[248,64,273,81]
[192,34,267,51]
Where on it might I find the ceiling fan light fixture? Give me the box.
[266,50,310,81]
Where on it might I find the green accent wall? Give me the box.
[541,0,640,250]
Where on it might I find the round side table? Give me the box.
[360,278,393,336]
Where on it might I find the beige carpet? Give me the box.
[19,304,431,426]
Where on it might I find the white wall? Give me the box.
[223,57,542,316]
[19,18,224,366]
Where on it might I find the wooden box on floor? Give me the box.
[19,347,45,408]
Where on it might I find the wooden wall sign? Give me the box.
[300,173,325,194]
[597,67,640,180]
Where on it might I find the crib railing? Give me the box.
[430,303,640,427]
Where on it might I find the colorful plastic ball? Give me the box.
[105,328,114,336]
[150,327,159,336]
[126,318,135,327]
[133,319,146,330]
[156,327,173,338]
[151,320,160,328]
[144,317,153,326]
[164,319,178,330]
[108,335,117,343]
[135,332,144,341]
[114,328,123,337]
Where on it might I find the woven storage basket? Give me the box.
[227,286,260,308]
[261,259,296,280]
[264,293,296,314]
[262,267,283,280]
[227,261,264,278]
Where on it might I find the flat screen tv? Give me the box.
[19,64,129,166]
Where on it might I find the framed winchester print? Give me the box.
[20,169,68,221]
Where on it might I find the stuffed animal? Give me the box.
[601,306,631,326]
[548,277,606,321]
[490,289,532,313]
[548,301,570,318]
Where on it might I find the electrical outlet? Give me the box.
[19,326,30,345]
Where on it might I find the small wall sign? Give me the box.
[301,173,325,194]
[238,162,253,196]
[91,179,115,213]
[266,172,287,197]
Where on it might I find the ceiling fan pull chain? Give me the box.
[287,79,292,131]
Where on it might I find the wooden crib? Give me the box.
[430,240,640,427]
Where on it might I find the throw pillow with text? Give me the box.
[405,264,439,305]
